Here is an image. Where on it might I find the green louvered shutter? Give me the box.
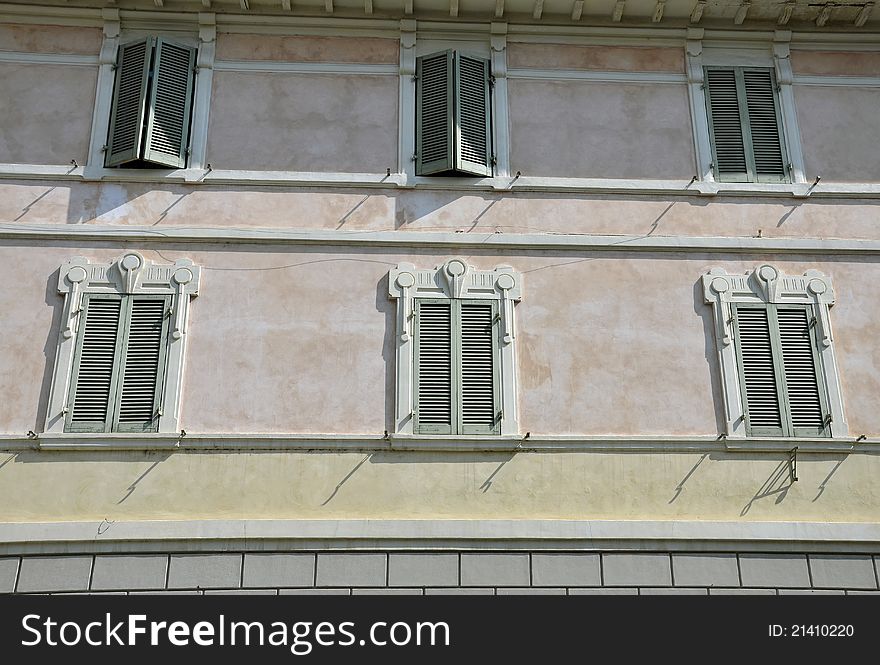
[777,306,829,437]
[143,38,196,169]
[114,296,170,433]
[454,54,493,177]
[459,301,499,435]
[705,67,749,183]
[416,51,454,176]
[105,38,153,167]
[734,305,785,437]
[67,295,125,432]
[743,69,787,183]
[414,300,453,434]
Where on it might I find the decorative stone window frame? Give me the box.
[85,9,216,177]
[388,258,521,436]
[45,252,201,434]
[398,20,511,182]
[702,264,846,439]
[685,28,807,185]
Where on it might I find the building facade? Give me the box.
[0,0,879,595]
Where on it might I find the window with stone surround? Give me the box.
[46,253,200,434]
[389,259,521,436]
[703,265,847,438]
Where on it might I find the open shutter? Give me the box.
[743,69,787,183]
[705,67,749,183]
[113,296,170,433]
[776,307,829,437]
[416,51,454,176]
[454,53,493,177]
[67,295,124,432]
[734,306,785,436]
[414,300,453,434]
[105,38,153,167]
[459,301,499,435]
[143,38,196,168]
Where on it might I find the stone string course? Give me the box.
[2,552,878,595]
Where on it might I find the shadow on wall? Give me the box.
[375,272,395,434]
[693,278,728,437]
[35,268,64,433]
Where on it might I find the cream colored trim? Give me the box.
[507,68,687,83]
[0,52,98,66]
[214,60,398,75]
[5,224,880,255]
[0,432,875,454]
[773,30,807,185]
[1,519,879,555]
[5,163,880,197]
[85,9,121,173]
[793,75,880,88]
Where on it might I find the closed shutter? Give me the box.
[416,51,454,176]
[454,54,493,177]
[114,296,170,433]
[105,38,153,167]
[67,295,125,432]
[459,302,499,435]
[777,307,828,437]
[143,38,197,169]
[734,306,784,436]
[742,69,787,182]
[705,68,748,182]
[414,300,453,434]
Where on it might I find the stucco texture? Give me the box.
[508,80,696,179]
[0,63,96,165]
[216,33,398,63]
[2,182,879,242]
[206,72,398,172]
[507,43,685,72]
[791,50,880,77]
[1,245,878,439]
[0,23,101,55]
[794,86,880,183]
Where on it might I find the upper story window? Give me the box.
[415,51,493,177]
[105,38,197,169]
[389,259,521,436]
[45,253,200,434]
[704,66,789,184]
[703,265,847,439]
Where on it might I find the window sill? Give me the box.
[0,432,874,454]
[3,163,880,199]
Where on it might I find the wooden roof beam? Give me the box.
[652,0,665,22]
[612,0,625,22]
[734,1,750,24]
[571,0,584,20]
[690,0,706,23]
[855,2,874,26]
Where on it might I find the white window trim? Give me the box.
[84,10,216,178]
[702,264,847,439]
[685,28,807,186]
[388,258,521,436]
[45,252,201,434]
[397,19,510,183]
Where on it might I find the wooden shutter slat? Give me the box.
[777,308,825,433]
[416,51,454,176]
[460,302,497,434]
[105,38,152,167]
[736,307,784,433]
[115,297,169,433]
[705,68,748,182]
[743,69,786,181]
[68,297,123,432]
[143,38,196,169]
[415,301,453,434]
[454,54,492,177]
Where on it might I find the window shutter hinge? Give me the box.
[809,316,817,329]
[489,75,496,88]
[491,156,497,166]
[412,75,418,82]
[111,64,117,71]
[411,154,418,162]
[101,145,109,153]
[824,413,833,426]
[496,409,503,422]
[185,148,192,156]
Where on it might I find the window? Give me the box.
[389,259,521,436]
[704,67,789,183]
[415,51,493,177]
[45,253,200,434]
[105,37,197,168]
[703,265,847,439]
